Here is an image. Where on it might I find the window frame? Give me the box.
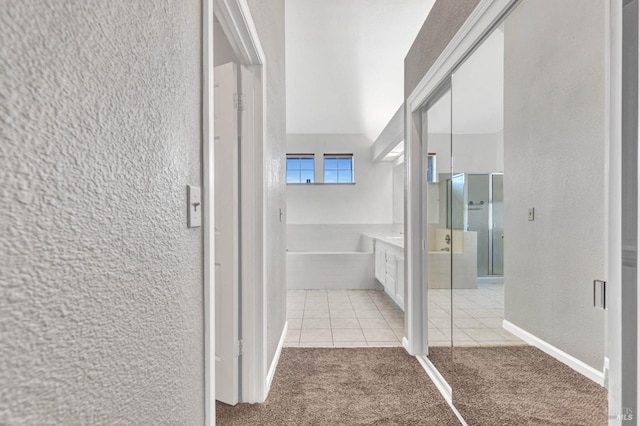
[323,153,355,184]
[286,153,316,184]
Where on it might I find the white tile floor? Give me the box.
[285,289,404,348]
[285,283,525,348]
[428,283,525,347]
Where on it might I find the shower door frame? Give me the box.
[447,172,504,277]
[488,172,503,276]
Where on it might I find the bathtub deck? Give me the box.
[286,251,381,290]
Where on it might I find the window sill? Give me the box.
[286,182,356,185]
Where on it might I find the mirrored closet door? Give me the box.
[422,85,453,382]
[423,1,607,422]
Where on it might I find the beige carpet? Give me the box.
[216,348,460,425]
[429,346,608,426]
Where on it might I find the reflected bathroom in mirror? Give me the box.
[426,153,437,183]
[409,0,611,423]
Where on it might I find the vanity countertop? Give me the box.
[369,235,404,250]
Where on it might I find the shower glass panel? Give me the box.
[468,174,491,276]
[448,174,466,231]
[446,173,503,277]
[422,85,453,382]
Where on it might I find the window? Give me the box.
[286,154,315,184]
[323,154,354,183]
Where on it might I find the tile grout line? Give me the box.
[350,292,364,345]
[327,291,336,348]
[298,289,307,346]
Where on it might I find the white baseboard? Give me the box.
[476,276,504,285]
[401,337,411,353]
[603,356,609,388]
[266,321,288,394]
[502,320,605,386]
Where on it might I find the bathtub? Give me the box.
[286,251,380,290]
[286,224,400,290]
[426,230,478,289]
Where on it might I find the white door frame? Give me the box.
[608,0,623,419]
[637,0,640,416]
[207,0,269,411]
[218,3,268,401]
[404,0,624,419]
[213,62,241,406]
[213,0,267,403]
[202,1,215,424]
[607,0,640,425]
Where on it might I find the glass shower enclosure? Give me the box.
[447,173,504,277]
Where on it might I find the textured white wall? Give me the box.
[0,1,204,424]
[286,134,394,224]
[504,0,606,370]
[246,0,288,369]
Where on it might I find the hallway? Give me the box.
[216,345,607,425]
[1,0,636,424]
[216,348,460,425]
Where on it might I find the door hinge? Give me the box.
[233,340,244,356]
[233,93,245,110]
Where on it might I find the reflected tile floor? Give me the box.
[285,284,525,348]
[285,290,404,348]
[428,283,526,347]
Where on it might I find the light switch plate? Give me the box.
[528,207,535,221]
[187,185,201,228]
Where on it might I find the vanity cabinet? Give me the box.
[374,240,404,311]
[374,244,386,283]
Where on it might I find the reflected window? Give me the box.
[286,154,315,184]
[323,154,354,183]
[427,153,438,183]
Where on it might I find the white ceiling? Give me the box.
[285,0,436,141]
